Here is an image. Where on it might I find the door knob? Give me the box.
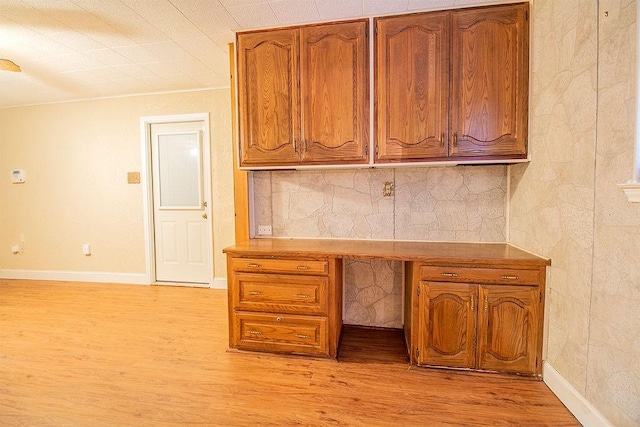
[202,213,208,219]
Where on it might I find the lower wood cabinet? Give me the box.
[405,264,545,376]
[224,239,549,375]
[227,255,343,358]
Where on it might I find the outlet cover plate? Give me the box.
[258,225,272,235]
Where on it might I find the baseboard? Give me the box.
[0,269,229,289]
[543,362,612,426]
[212,277,227,289]
[0,269,149,285]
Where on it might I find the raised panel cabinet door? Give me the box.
[300,20,369,164]
[375,12,449,162]
[237,29,301,166]
[418,282,477,368]
[477,285,540,374]
[450,3,529,158]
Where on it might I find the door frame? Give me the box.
[140,113,213,287]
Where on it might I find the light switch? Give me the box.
[11,169,26,183]
[127,172,140,184]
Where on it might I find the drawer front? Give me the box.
[420,265,539,285]
[233,273,328,315]
[232,257,328,275]
[232,312,328,356]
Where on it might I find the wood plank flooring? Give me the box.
[0,280,578,426]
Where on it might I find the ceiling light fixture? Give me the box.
[0,59,21,72]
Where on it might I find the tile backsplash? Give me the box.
[252,165,508,328]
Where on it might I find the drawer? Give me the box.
[233,273,327,315]
[231,257,328,275]
[420,265,540,285]
[231,312,328,356]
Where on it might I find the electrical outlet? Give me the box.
[383,181,394,197]
[257,225,272,235]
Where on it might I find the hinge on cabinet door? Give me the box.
[526,10,529,21]
[539,293,542,303]
[415,348,420,359]
[304,139,308,153]
[417,284,420,297]
[375,145,379,157]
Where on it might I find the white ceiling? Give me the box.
[0,0,504,109]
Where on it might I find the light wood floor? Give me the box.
[0,279,578,426]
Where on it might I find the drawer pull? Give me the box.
[248,330,262,335]
[247,291,262,296]
[294,294,311,299]
[295,266,310,270]
[246,263,261,268]
[501,275,520,280]
[295,334,310,339]
[441,272,459,278]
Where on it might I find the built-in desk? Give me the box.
[223,238,550,376]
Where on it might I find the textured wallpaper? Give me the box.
[509,0,640,425]
[252,165,507,328]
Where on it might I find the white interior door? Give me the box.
[150,121,211,284]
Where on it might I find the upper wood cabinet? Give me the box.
[237,29,300,167]
[450,4,529,158]
[236,3,529,168]
[300,22,370,164]
[375,12,449,162]
[236,20,369,167]
[375,3,529,163]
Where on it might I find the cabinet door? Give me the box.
[418,282,477,368]
[450,3,529,158]
[375,12,449,162]
[300,20,369,164]
[237,29,301,166]
[477,285,540,374]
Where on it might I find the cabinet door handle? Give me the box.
[470,295,475,311]
[295,334,310,339]
[248,330,262,335]
[295,265,309,270]
[246,263,260,268]
[441,272,458,277]
[247,291,262,296]
[294,294,310,299]
[501,275,520,280]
